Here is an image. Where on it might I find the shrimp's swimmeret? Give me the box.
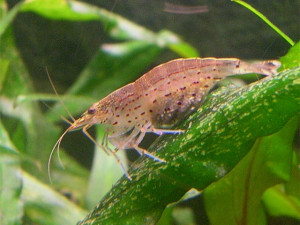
[49,57,281,180]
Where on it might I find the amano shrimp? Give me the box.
[49,57,281,180]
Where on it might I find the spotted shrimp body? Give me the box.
[49,57,281,180]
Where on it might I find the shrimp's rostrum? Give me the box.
[49,57,281,180]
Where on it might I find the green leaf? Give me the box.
[0,152,23,225]
[21,0,155,41]
[280,41,300,71]
[262,152,300,220]
[0,117,18,153]
[156,206,173,225]
[20,0,99,21]
[0,29,32,99]
[262,184,300,220]
[157,30,199,57]
[78,65,300,224]
[168,42,199,58]
[203,115,299,225]
[0,1,22,37]
[22,171,87,225]
[0,120,23,225]
[285,153,300,200]
[0,58,9,92]
[158,189,200,225]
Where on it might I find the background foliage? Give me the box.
[0,0,299,224]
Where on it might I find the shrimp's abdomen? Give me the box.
[134,58,235,125]
[134,58,279,126]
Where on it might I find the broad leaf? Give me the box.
[203,116,298,225]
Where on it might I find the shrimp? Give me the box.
[48,57,281,180]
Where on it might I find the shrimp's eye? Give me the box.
[87,108,96,114]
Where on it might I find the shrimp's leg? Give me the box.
[131,125,166,162]
[102,131,112,154]
[108,124,164,162]
[82,125,110,156]
[91,129,132,180]
[141,122,184,135]
[133,123,184,162]
[101,130,133,180]
[109,127,141,150]
[133,143,166,163]
[111,148,132,181]
[150,128,185,135]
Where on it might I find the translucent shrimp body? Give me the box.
[50,57,281,180]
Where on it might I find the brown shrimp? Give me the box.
[48,57,281,181]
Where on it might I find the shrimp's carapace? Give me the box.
[49,57,281,180]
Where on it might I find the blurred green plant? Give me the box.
[0,0,299,225]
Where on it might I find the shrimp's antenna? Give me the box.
[41,101,73,125]
[48,126,72,184]
[46,67,77,182]
[45,67,76,122]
